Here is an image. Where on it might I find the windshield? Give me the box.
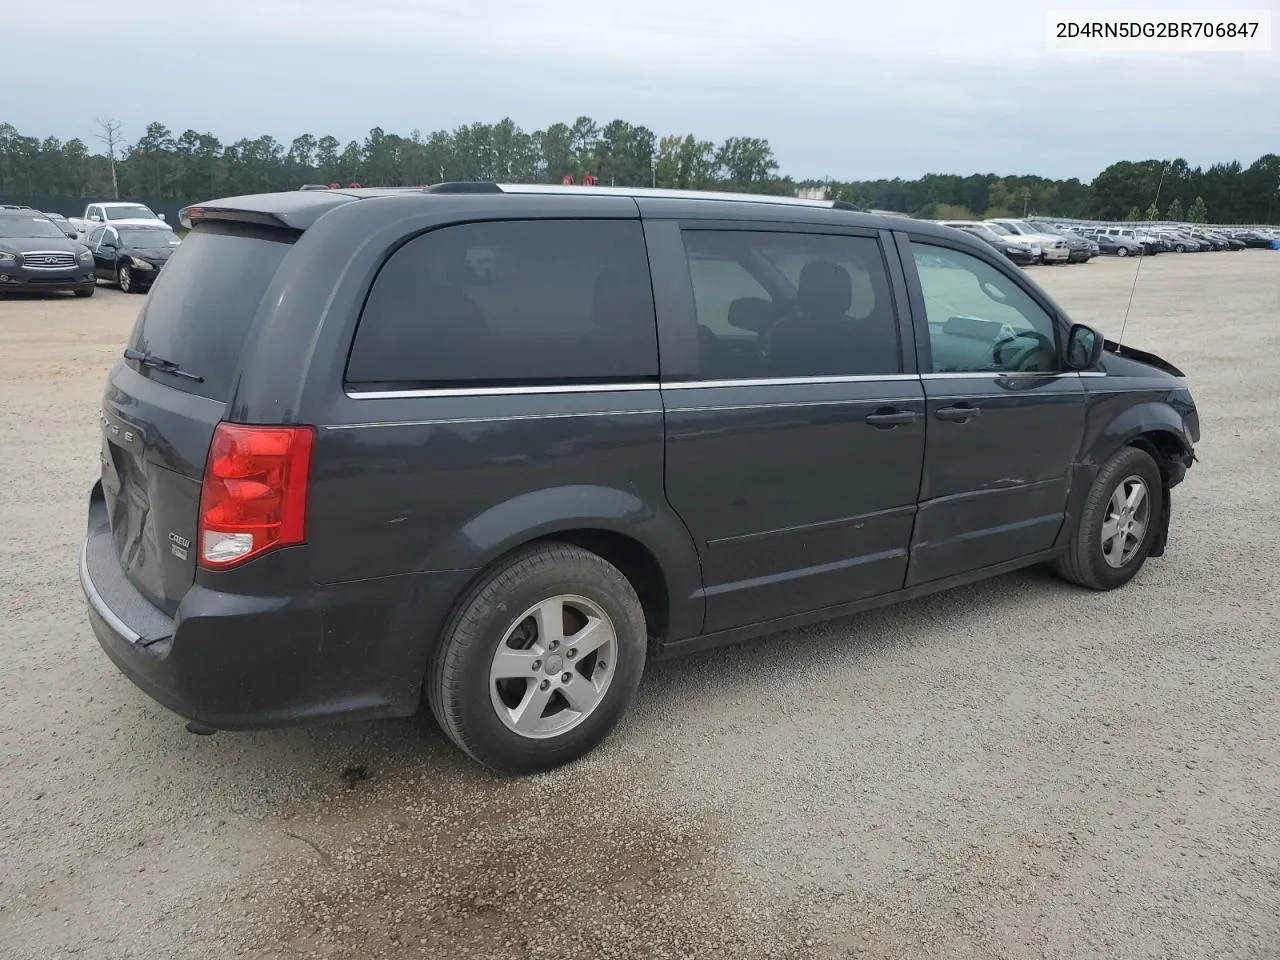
[960,224,999,241]
[105,204,159,221]
[0,214,67,239]
[985,222,1013,236]
[118,227,180,248]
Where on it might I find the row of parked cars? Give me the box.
[0,201,181,297]
[933,214,1279,267]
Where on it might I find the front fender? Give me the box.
[424,484,704,641]
[1088,400,1194,468]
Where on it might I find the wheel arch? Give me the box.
[425,484,704,646]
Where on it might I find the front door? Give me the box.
[655,223,927,632]
[901,236,1086,585]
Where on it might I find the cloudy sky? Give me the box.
[6,0,1277,181]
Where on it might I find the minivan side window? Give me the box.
[346,220,657,388]
[680,230,900,379]
[910,242,1058,374]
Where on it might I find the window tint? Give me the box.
[910,242,1058,374]
[128,222,295,400]
[86,226,104,244]
[105,204,158,221]
[347,220,657,387]
[681,230,900,379]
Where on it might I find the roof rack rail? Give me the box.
[426,181,504,194]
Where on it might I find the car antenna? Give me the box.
[1116,161,1168,347]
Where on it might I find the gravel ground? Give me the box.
[1,252,1278,960]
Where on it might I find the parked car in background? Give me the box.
[69,201,167,234]
[1152,230,1202,253]
[1187,232,1227,251]
[984,219,1070,263]
[42,212,79,239]
[0,208,97,296]
[1230,230,1275,249]
[936,220,1039,265]
[1200,231,1244,250]
[1,202,34,210]
[1024,220,1093,262]
[83,222,182,293]
[80,182,1200,773]
[1091,233,1144,257]
[1100,227,1166,255]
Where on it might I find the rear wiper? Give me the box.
[123,347,204,382]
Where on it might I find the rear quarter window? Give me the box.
[346,219,657,388]
[127,222,295,401]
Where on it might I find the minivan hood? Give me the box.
[1103,339,1186,378]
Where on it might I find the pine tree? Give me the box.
[1166,197,1183,221]
[1187,196,1209,223]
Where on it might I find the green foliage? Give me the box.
[0,120,1276,224]
[1145,202,1160,220]
[1187,195,1209,223]
[1165,197,1183,220]
[1126,207,1143,221]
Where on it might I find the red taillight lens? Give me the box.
[197,423,315,569]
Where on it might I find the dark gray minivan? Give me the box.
[81,184,1199,772]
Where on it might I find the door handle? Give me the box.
[936,404,981,423]
[865,409,918,428]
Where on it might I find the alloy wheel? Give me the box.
[488,594,618,739]
[1101,475,1151,568]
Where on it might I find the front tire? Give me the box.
[73,286,95,298]
[428,543,647,774]
[1055,446,1163,591]
[1116,246,1129,257]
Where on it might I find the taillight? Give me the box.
[198,423,315,569]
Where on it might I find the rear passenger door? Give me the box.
[649,221,926,633]
[899,234,1085,585]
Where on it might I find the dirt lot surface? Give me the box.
[2,253,1278,960]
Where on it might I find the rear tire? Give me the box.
[1116,246,1129,257]
[1054,446,1163,591]
[428,543,647,774]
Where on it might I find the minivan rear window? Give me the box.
[346,219,657,388]
[127,222,295,400]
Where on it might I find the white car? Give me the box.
[984,219,1070,263]
[68,202,167,234]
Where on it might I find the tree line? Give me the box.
[1,118,1277,225]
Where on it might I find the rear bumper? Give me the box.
[80,485,474,729]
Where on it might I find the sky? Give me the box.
[3,0,1277,182]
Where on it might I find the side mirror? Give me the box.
[1066,323,1104,370]
[65,230,78,239]
[158,213,166,221]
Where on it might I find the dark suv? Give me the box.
[80,184,1199,773]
